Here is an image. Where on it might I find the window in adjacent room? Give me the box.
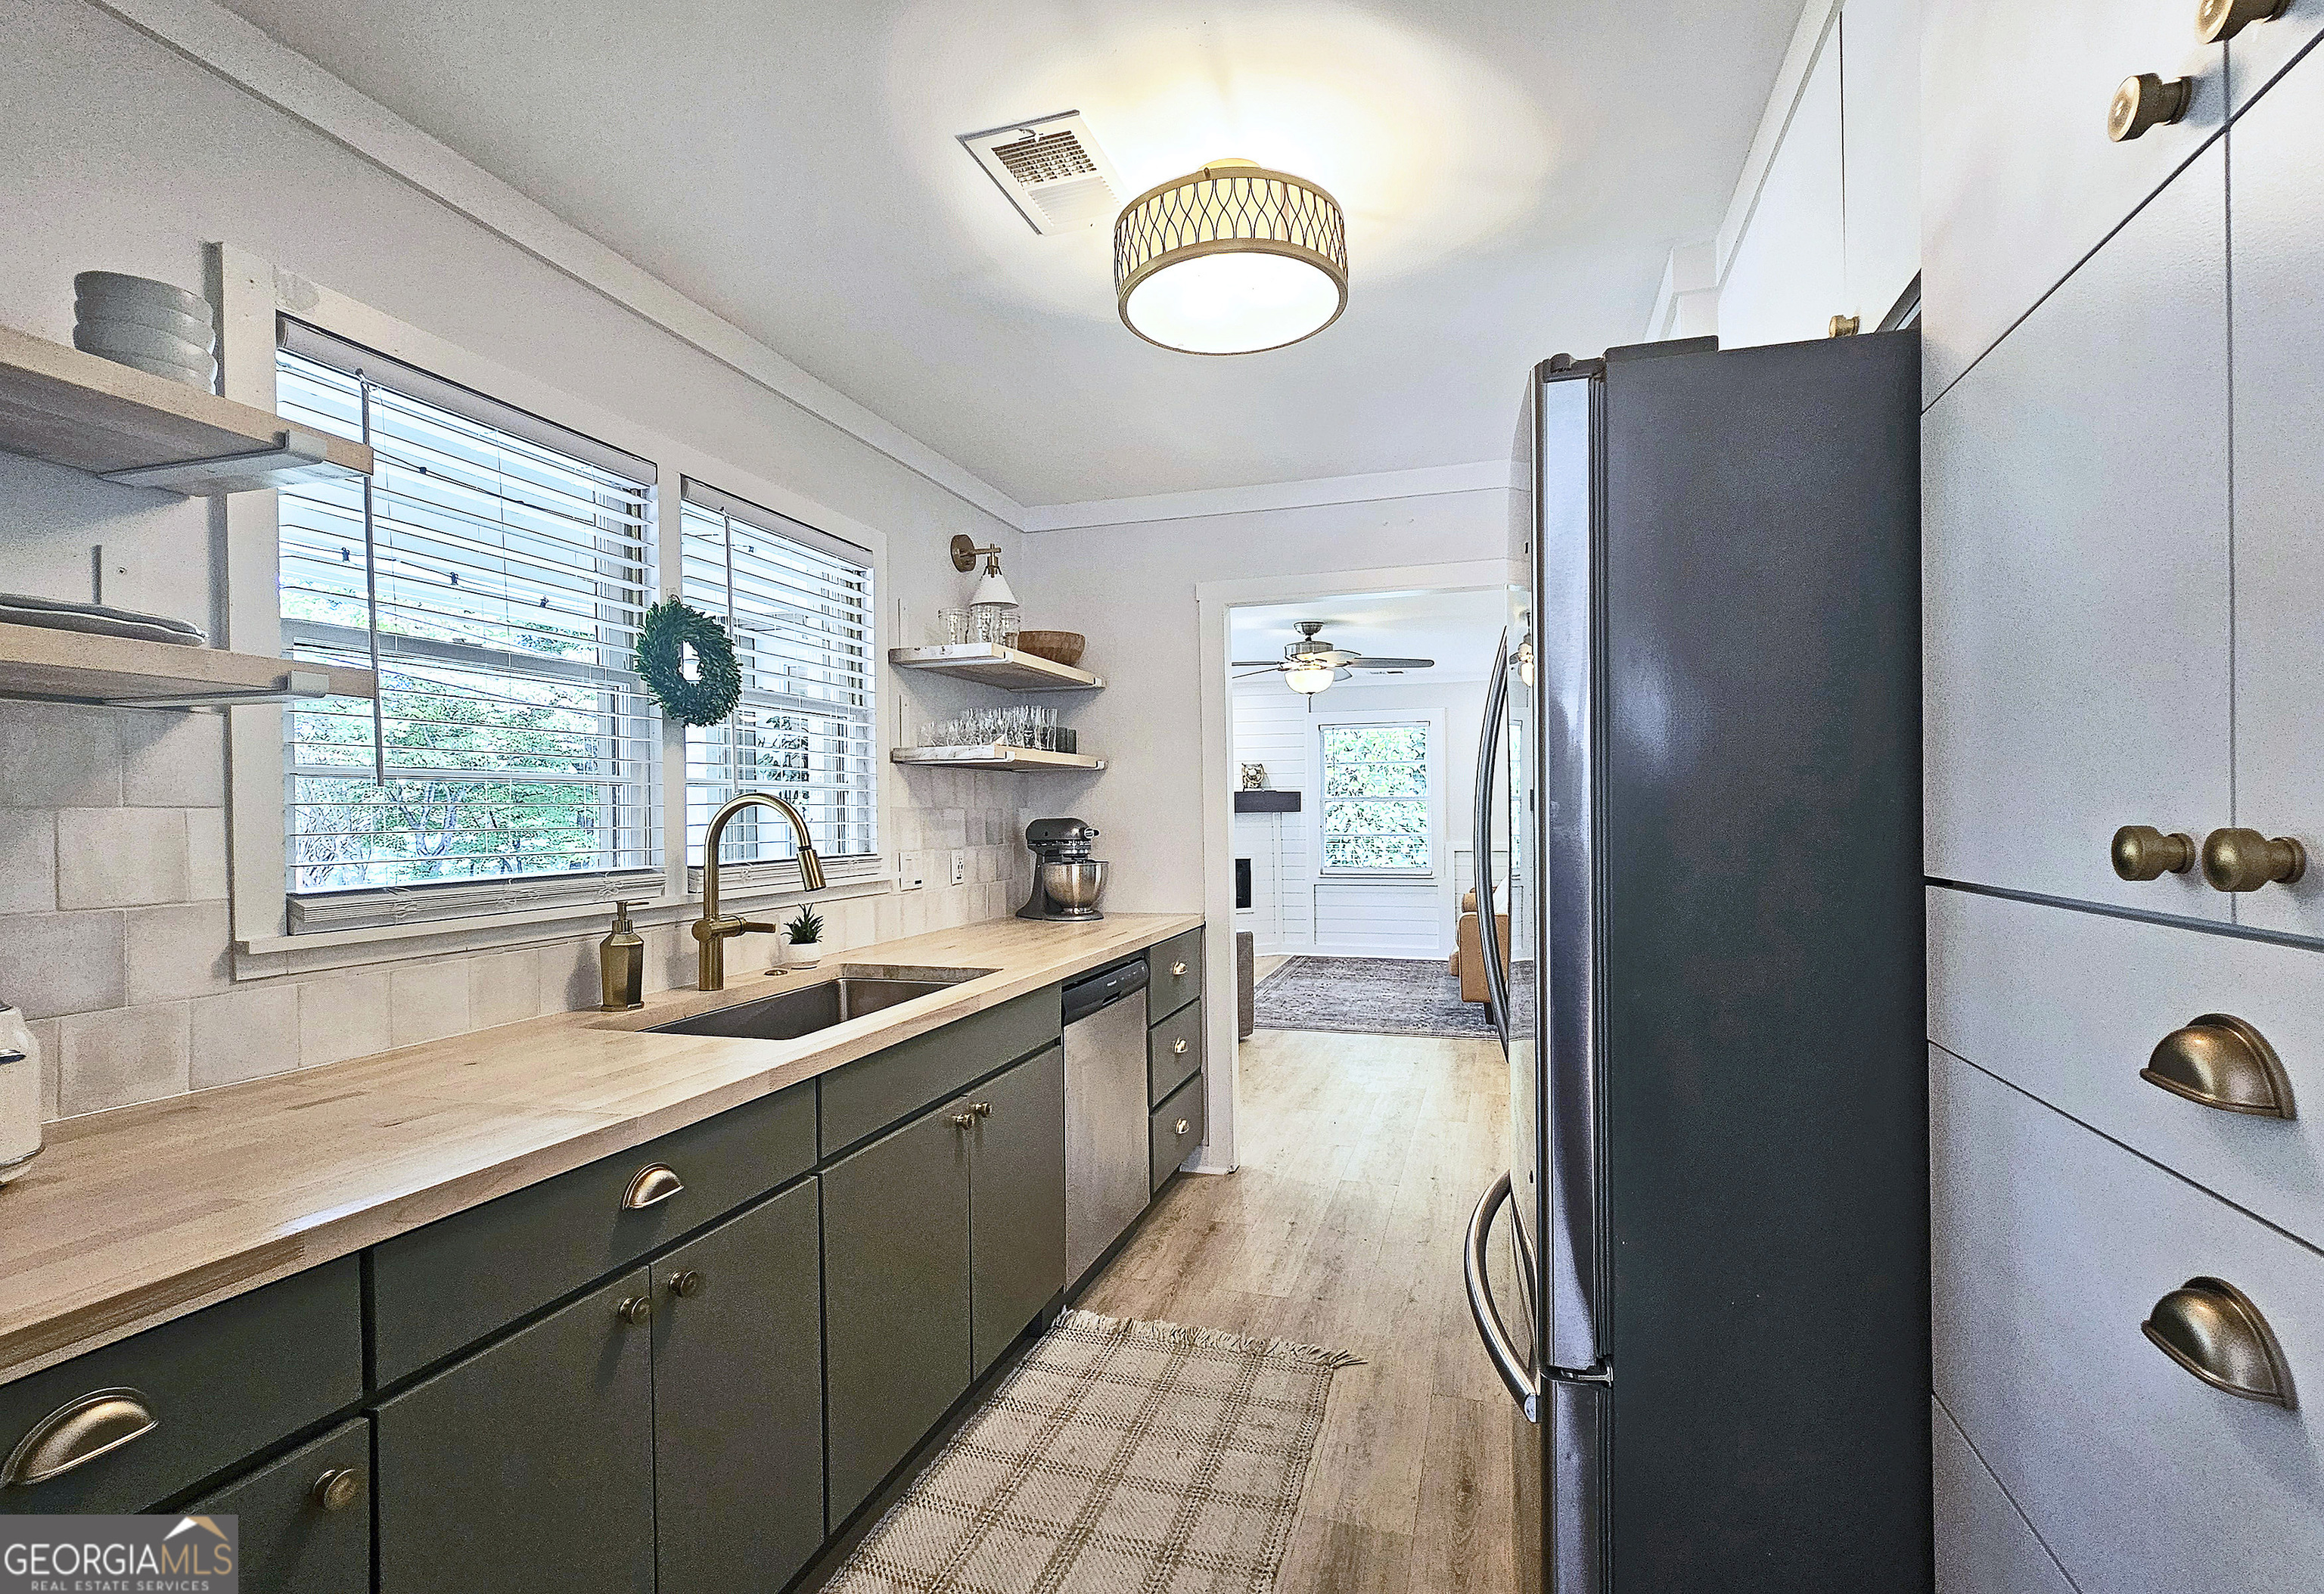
[1319,719,1432,873]
[274,320,659,929]
[679,480,878,887]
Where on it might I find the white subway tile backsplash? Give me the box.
[189,985,300,1089]
[117,710,225,807]
[467,948,541,1030]
[0,909,126,1018]
[185,809,228,901]
[0,812,57,915]
[59,1002,189,1114]
[57,807,189,909]
[389,962,471,1048]
[125,901,233,1002]
[538,935,598,1014]
[28,1017,59,1120]
[0,702,120,808]
[297,972,391,1067]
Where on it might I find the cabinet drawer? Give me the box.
[1148,928,1203,1022]
[1929,887,2324,1250]
[371,1083,813,1384]
[1148,999,1203,1106]
[0,1258,361,1514]
[1150,1071,1204,1193]
[819,987,1059,1155]
[189,1418,371,1594]
[1932,1046,2324,1592]
[1932,1399,2074,1594]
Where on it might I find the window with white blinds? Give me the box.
[274,321,660,928]
[679,481,877,886]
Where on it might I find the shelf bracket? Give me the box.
[102,669,335,711]
[99,427,358,496]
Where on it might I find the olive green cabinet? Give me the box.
[376,1269,657,1594]
[968,1043,1067,1376]
[822,1103,974,1528]
[651,1180,825,1594]
[188,1420,371,1594]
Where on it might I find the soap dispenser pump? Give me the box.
[599,900,645,1011]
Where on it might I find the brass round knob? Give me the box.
[2111,825,2195,881]
[2201,828,2307,892]
[1173,1039,1189,1055]
[312,1465,365,1513]
[668,1269,704,1298]
[950,1111,977,1129]
[2198,0,2287,42]
[971,1101,992,1118]
[617,1294,653,1325]
[2108,73,2193,141]
[1174,1118,1190,1136]
[2142,1014,2295,1117]
[1171,962,1188,977]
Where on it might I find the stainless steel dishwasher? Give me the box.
[1062,955,1151,1286]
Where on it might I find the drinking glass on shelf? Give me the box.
[937,608,970,645]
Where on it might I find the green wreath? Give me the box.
[635,598,741,726]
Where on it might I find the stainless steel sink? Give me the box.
[646,970,983,1040]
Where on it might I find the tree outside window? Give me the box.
[1320,722,1431,872]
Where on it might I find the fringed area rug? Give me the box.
[824,1310,1361,1594]
[1251,954,1497,1039]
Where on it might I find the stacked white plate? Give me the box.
[0,592,205,647]
[73,272,217,390]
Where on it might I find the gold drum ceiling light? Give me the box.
[1113,157,1349,355]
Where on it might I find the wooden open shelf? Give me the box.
[887,644,1103,691]
[0,620,375,710]
[890,744,1106,773]
[0,323,371,494]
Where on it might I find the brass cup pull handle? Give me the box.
[668,1269,704,1299]
[2201,828,2307,892]
[2198,0,2288,42]
[1173,1039,1189,1055]
[1,1388,158,1487]
[2142,1276,2296,1407]
[312,1465,365,1513]
[1174,1118,1191,1136]
[622,1164,685,1210]
[1171,962,1188,977]
[617,1294,653,1325]
[2112,825,2195,881]
[2108,73,2194,141]
[2142,1014,2297,1118]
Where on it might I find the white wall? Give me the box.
[0,0,1025,1120]
[1231,677,1490,960]
[1646,0,1922,346]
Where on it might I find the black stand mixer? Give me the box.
[1018,817,1108,921]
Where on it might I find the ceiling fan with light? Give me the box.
[1233,620,1435,698]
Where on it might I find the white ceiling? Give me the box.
[213,0,1797,508]
[1231,586,1505,682]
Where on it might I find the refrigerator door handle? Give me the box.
[1465,1171,1538,1422]
[1472,629,1512,1043]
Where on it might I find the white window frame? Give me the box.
[1310,707,1446,882]
[214,246,894,958]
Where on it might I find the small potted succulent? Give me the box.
[778,904,825,970]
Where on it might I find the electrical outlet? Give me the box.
[949,849,966,887]
[897,852,924,890]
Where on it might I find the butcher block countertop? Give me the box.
[0,912,1202,1386]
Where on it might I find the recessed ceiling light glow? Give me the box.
[1114,158,1348,355]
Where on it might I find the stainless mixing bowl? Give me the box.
[1038,859,1107,912]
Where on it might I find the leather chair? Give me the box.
[1449,887,1509,1003]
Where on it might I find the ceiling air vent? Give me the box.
[958,112,1123,235]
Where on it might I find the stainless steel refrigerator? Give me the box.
[1465,332,1931,1592]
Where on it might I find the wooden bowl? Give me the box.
[1015,630,1086,667]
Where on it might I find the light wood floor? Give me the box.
[1079,1026,1520,1594]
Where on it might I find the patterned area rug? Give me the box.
[1251,955,1497,1039]
[825,1310,1359,1594]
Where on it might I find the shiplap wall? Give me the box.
[1231,676,1490,960]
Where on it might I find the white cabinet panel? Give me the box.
[1928,886,2324,1248]
[1932,1399,2076,1594]
[1924,141,2230,917]
[2224,0,2324,112]
[1719,37,1846,349]
[1932,1047,2324,1592]
[1922,0,2222,399]
[2228,46,2324,939]
[1841,0,1922,325]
